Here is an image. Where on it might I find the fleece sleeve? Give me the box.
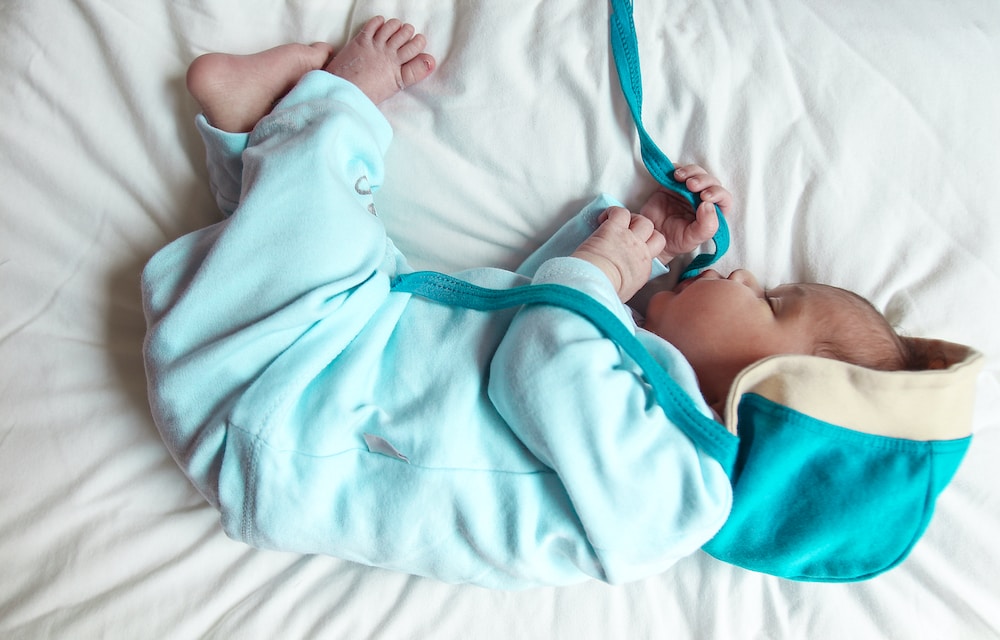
[488,257,732,584]
[515,194,669,280]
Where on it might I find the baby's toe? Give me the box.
[387,23,415,50]
[359,16,386,41]
[397,33,428,63]
[399,53,435,89]
[374,18,403,44]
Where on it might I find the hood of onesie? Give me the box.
[701,338,983,582]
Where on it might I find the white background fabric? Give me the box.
[1,1,998,637]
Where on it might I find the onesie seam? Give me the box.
[226,419,557,476]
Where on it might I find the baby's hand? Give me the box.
[639,163,734,264]
[571,206,666,302]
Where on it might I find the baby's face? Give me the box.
[644,269,834,405]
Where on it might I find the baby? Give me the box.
[143,17,975,588]
[184,17,916,416]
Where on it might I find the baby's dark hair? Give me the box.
[808,285,931,372]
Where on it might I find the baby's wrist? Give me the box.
[570,250,624,298]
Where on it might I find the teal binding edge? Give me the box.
[392,271,740,473]
[608,0,730,279]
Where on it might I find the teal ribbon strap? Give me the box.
[608,0,730,278]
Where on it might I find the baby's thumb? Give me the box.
[691,201,721,242]
[603,206,631,228]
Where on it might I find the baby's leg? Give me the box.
[144,21,436,536]
[186,18,434,215]
[187,42,334,134]
[186,43,334,214]
[168,16,437,324]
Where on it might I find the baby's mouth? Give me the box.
[673,268,722,294]
[673,272,704,294]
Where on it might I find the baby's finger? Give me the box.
[672,164,710,181]
[628,213,655,239]
[699,185,734,215]
[646,229,666,258]
[682,172,722,197]
[602,206,631,227]
[688,201,721,243]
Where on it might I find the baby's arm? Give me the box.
[571,206,666,302]
[488,291,732,583]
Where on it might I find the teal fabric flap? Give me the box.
[702,393,971,581]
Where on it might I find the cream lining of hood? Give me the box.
[722,338,984,441]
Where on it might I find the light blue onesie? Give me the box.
[142,71,732,589]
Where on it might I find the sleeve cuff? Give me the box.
[531,257,636,328]
[516,194,669,280]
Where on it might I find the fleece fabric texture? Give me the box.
[141,71,733,589]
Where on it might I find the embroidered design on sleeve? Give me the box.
[355,175,377,216]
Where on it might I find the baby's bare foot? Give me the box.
[324,16,435,104]
[187,42,335,133]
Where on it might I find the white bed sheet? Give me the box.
[2,0,999,637]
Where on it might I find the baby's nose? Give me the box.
[726,269,750,282]
[727,269,763,292]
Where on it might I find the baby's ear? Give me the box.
[903,337,967,371]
